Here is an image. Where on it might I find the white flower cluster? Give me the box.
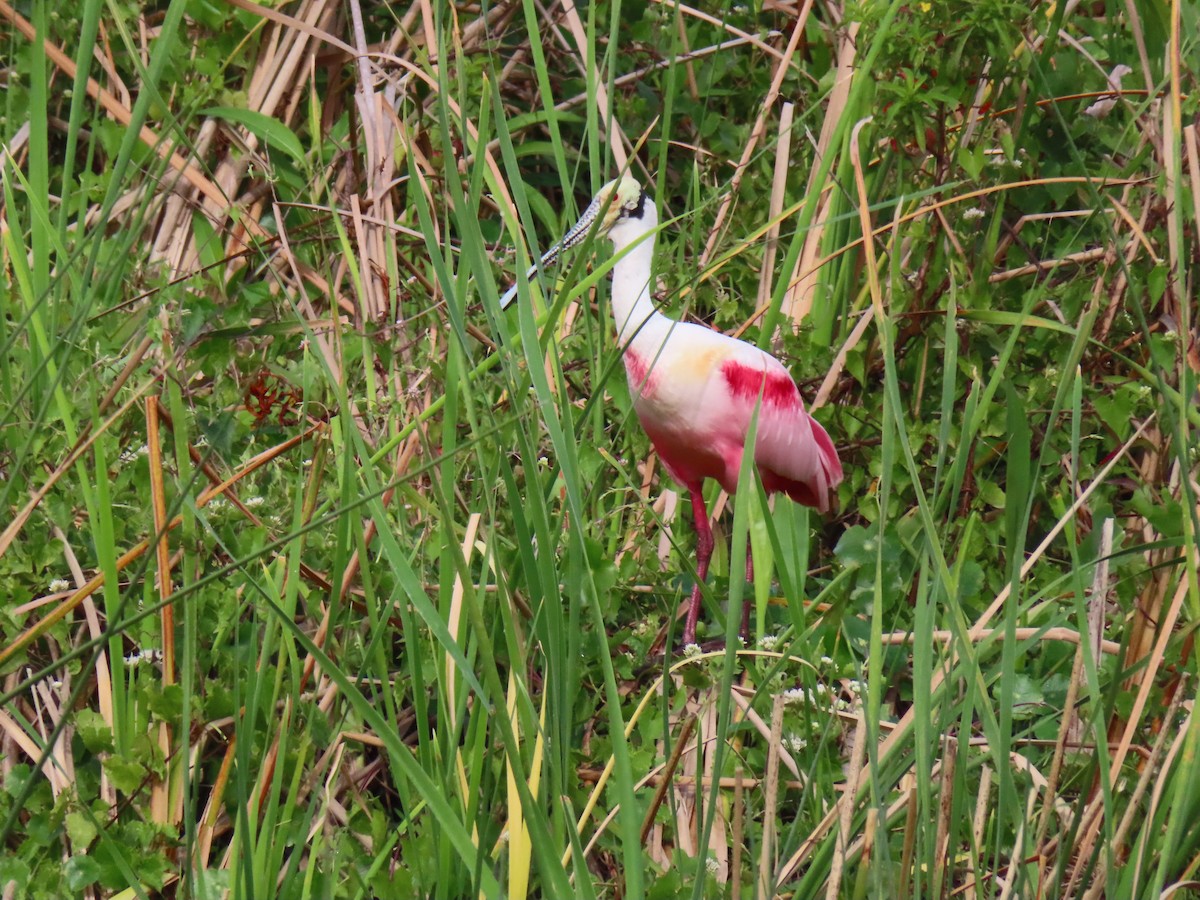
[119,444,149,463]
[124,648,164,667]
[783,733,808,752]
[783,680,856,713]
[758,634,780,651]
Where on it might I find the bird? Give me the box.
[501,176,843,646]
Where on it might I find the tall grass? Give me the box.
[1,0,1198,897]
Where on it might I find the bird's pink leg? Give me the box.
[681,487,713,646]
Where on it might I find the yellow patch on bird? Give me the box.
[670,346,729,384]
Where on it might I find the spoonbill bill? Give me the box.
[501,176,842,646]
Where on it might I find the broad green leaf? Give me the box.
[202,106,306,164]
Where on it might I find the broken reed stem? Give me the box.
[878,626,1121,656]
[896,774,917,900]
[732,764,744,900]
[758,694,786,900]
[932,734,957,898]
[640,716,697,844]
[826,713,867,900]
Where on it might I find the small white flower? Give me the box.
[48,578,71,593]
[119,444,149,463]
[244,496,266,508]
[783,733,808,752]
[758,634,779,651]
[962,207,985,221]
[704,857,720,875]
[683,642,703,658]
[124,648,163,666]
[819,655,833,666]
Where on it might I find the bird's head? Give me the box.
[500,176,654,308]
[560,175,652,249]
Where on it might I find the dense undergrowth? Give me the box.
[2,0,1199,897]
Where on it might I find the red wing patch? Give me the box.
[720,360,800,408]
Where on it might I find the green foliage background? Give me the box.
[1,0,1198,897]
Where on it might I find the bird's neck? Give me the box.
[609,235,668,347]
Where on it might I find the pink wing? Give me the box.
[720,358,843,512]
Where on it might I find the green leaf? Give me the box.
[192,868,232,900]
[75,709,114,754]
[202,106,306,164]
[102,755,147,796]
[583,536,617,598]
[0,858,30,893]
[145,684,184,720]
[834,525,877,569]
[65,810,98,850]
[957,144,986,179]
[977,478,1005,510]
[64,854,102,891]
[132,847,171,889]
[1147,262,1168,303]
[960,309,1075,335]
[4,764,34,798]
[1010,674,1045,721]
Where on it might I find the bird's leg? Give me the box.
[740,537,753,640]
[682,488,713,647]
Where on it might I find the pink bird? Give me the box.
[502,176,843,646]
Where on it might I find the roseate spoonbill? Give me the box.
[501,176,842,646]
